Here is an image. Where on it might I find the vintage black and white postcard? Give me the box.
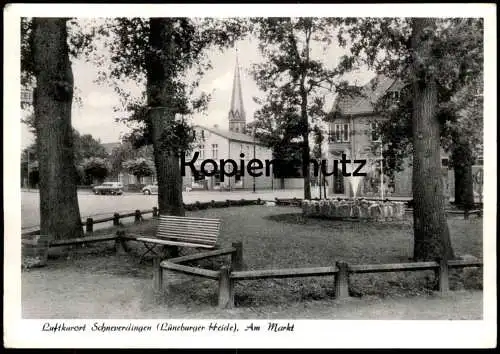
[4,3,497,349]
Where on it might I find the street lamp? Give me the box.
[380,139,384,201]
[252,126,256,193]
[27,150,30,190]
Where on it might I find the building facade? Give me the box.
[326,75,454,199]
[180,55,274,191]
[182,125,274,190]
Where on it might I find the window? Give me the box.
[388,91,400,102]
[331,123,350,143]
[21,89,33,104]
[371,122,381,142]
[201,130,205,141]
[343,124,349,142]
[328,127,334,142]
[235,172,242,183]
[199,145,205,159]
[235,127,239,133]
[212,144,218,159]
[194,169,205,181]
[474,86,483,97]
[441,158,449,168]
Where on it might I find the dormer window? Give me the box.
[388,91,400,102]
[329,123,350,143]
[371,122,381,142]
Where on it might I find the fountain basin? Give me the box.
[302,199,406,221]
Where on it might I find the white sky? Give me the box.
[20,24,376,149]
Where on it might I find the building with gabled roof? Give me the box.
[326,75,449,199]
[181,56,275,191]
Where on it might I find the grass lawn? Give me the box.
[22,205,483,316]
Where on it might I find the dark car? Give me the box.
[93,182,124,195]
[142,183,158,195]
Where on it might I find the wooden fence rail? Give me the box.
[157,250,483,309]
[22,199,265,237]
[231,266,337,280]
[154,244,242,305]
[49,234,118,247]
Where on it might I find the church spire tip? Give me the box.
[228,49,246,133]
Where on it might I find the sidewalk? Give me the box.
[22,266,483,320]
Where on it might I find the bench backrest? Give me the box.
[156,215,221,247]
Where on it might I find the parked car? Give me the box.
[93,182,124,195]
[142,182,158,195]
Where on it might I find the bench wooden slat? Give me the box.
[159,215,221,223]
[156,236,217,245]
[159,226,220,234]
[156,230,218,240]
[160,216,220,223]
[156,237,215,246]
[159,220,220,229]
[159,219,220,227]
[156,230,217,240]
[136,237,215,249]
[158,223,220,232]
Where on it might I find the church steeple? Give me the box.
[228,52,247,134]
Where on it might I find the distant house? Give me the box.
[182,55,274,191]
[183,125,273,190]
[101,142,121,156]
[101,142,155,189]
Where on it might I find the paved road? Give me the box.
[21,189,305,232]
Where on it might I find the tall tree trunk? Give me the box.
[147,18,185,218]
[451,142,475,209]
[300,88,311,200]
[32,18,83,240]
[411,18,454,261]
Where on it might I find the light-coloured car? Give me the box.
[93,182,124,195]
[142,183,158,195]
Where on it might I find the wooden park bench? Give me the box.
[120,215,221,262]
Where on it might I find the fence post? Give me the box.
[231,242,244,271]
[114,230,129,255]
[113,212,120,226]
[335,261,350,299]
[218,266,234,309]
[152,207,158,217]
[135,209,142,224]
[257,198,261,205]
[437,258,450,295]
[152,257,163,293]
[86,218,93,233]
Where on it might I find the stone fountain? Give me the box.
[302,149,406,221]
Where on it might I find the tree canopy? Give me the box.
[249,17,356,199]
[335,17,483,260]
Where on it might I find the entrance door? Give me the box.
[333,173,344,194]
